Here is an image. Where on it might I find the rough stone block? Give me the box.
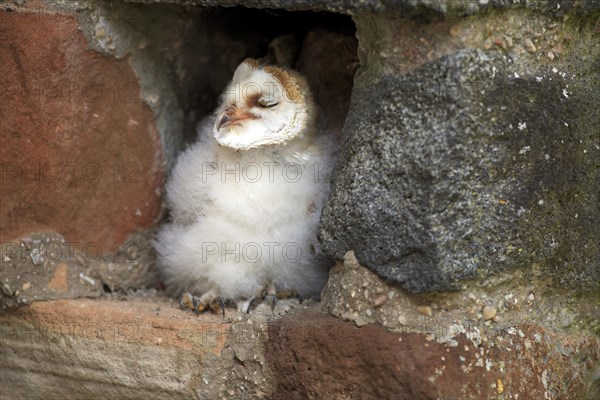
[0,298,232,399]
[267,309,600,400]
[319,11,600,293]
[0,2,167,309]
[0,8,164,250]
[2,297,597,399]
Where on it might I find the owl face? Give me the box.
[213,59,315,151]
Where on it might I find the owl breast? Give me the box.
[155,135,332,300]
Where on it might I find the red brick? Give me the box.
[0,298,232,399]
[0,10,164,253]
[265,309,600,400]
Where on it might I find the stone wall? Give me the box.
[319,5,600,295]
[1,0,599,399]
[0,0,357,310]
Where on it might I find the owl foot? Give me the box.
[275,289,299,300]
[241,282,300,314]
[180,292,226,318]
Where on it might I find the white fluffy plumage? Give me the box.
[154,59,334,303]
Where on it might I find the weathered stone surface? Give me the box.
[317,253,600,399]
[2,296,598,399]
[322,251,600,335]
[0,229,171,312]
[0,298,229,399]
[266,309,599,400]
[319,10,600,293]
[0,296,282,399]
[125,0,600,17]
[0,5,166,305]
[0,8,164,251]
[0,296,327,399]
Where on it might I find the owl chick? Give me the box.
[154,58,334,314]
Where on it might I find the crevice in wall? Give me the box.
[80,2,358,166]
[73,1,359,296]
[143,6,359,145]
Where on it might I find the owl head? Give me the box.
[213,58,316,151]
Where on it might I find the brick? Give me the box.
[1,298,598,399]
[0,9,164,253]
[265,310,600,400]
[0,298,232,399]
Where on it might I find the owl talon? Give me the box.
[180,292,202,314]
[221,298,226,318]
[180,291,226,316]
[205,296,227,318]
[193,297,201,315]
[266,294,276,313]
[240,282,303,314]
[266,281,277,313]
[244,296,256,314]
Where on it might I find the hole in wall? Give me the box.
[118,3,359,298]
[131,3,359,145]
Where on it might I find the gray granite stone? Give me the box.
[319,11,600,293]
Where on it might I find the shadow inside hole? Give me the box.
[128,3,358,144]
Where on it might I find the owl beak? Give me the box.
[216,108,258,131]
[216,113,231,130]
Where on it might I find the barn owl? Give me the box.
[154,58,334,315]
